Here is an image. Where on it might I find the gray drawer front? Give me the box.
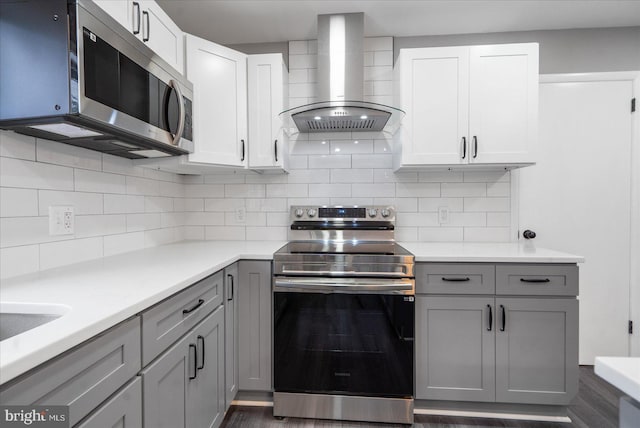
[142,270,223,366]
[0,317,141,427]
[76,377,142,428]
[416,263,495,294]
[496,264,578,296]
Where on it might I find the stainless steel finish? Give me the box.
[273,392,414,425]
[307,208,317,217]
[169,79,186,146]
[274,277,414,295]
[368,208,377,217]
[292,105,391,133]
[381,208,391,218]
[288,205,395,222]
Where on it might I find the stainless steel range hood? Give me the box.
[279,13,404,134]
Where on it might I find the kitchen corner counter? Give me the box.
[595,357,640,402]
[0,240,285,386]
[399,242,584,263]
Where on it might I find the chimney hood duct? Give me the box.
[279,13,404,134]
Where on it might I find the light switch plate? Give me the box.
[49,206,74,235]
[235,207,246,224]
[438,206,450,224]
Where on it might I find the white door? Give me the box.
[469,44,538,164]
[396,47,469,165]
[518,75,634,364]
[93,0,132,31]
[140,0,184,74]
[185,34,247,167]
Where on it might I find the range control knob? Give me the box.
[368,208,378,218]
[307,208,317,218]
[381,208,391,218]
[294,208,305,218]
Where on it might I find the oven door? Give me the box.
[273,278,414,398]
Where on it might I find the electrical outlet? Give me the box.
[235,207,246,224]
[438,206,450,224]
[49,206,74,235]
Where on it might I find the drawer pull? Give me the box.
[487,304,493,331]
[520,278,551,283]
[182,299,205,315]
[197,335,205,370]
[442,277,470,282]
[189,344,197,380]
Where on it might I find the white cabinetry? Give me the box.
[185,34,248,167]
[93,0,184,73]
[394,43,538,170]
[248,54,289,171]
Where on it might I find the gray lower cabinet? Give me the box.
[224,263,239,408]
[416,296,495,401]
[0,317,141,427]
[495,297,578,405]
[76,377,142,428]
[141,305,225,428]
[238,260,272,391]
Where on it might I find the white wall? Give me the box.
[183,38,513,243]
[0,131,187,279]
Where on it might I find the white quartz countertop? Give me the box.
[400,242,584,263]
[595,357,640,402]
[0,239,582,385]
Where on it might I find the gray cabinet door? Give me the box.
[187,306,226,428]
[238,260,272,391]
[0,317,141,427]
[224,263,239,409]
[76,377,142,428]
[416,296,496,401]
[495,298,578,405]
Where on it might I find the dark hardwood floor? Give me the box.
[221,366,624,428]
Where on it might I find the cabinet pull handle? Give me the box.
[441,277,470,282]
[461,137,467,159]
[274,139,278,162]
[487,304,493,331]
[473,136,478,159]
[500,304,506,331]
[132,2,141,34]
[142,11,150,42]
[520,278,551,283]
[182,299,205,315]
[227,274,234,301]
[241,139,245,162]
[197,335,205,370]
[189,344,197,380]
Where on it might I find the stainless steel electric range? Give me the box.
[273,206,415,425]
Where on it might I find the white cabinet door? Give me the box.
[139,0,184,74]
[93,0,132,32]
[248,54,288,171]
[395,47,469,167]
[186,34,247,167]
[469,44,538,164]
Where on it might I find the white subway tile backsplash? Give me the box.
[353,183,395,197]
[75,169,126,194]
[364,66,393,81]
[289,54,317,69]
[418,227,464,242]
[396,183,440,197]
[374,140,392,154]
[290,83,316,98]
[289,69,308,84]
[204,198,245,212]
[75,214,126,238]
[144,228,179,248]
[331,140,373,154]
[464,227,511,242]
[184,212,225,226]
[464,197,510,212]
[225,211,266,226]
[487,182,511,197]
[39,237,103,271]
[36,140,103,171]
[374,50,393,66]
[419,197,464,212]
[374,197,418,212]
[364,37,393,52]
[246,226,287,241]
[441,182,486,197]
[1,188,38,217]
[204,172,246,184]
[245,173,288,184]
[104,194,145,214]
[1,157,74,190]
[373,80,393,96]
[0,245,39,279]
[224,184,265,198]
[185,184,224,198]
[266,183,308,198]
[374,169,417,183]
[142,168,177,183]
[0,216,63,248]
[352,154,392,169]
[205,226,245,240]
[161,212,185,228]
[463,171,510,183]
[102,154,145,177]
[126,176,160,196]
[309,183,351,198]
[0,131,36,161]
[308,132,351,141]
[289,40,308,54]
[487,212,511,227]
[288,155,308,169]
[419,171,463,183]
[290,140,330,155]
[183,198,205,212]
[308,40,317,54]
[184,226,205,240]
[400,212,439,227]
[448,212,487,227]
[308,69,317,83]
[364,51,374,67]
[330,197,373,206]
[245,198,287,212]
[308,154,351,169]
[126,213,161,232]
[266,212,289,227]
[159,181,185,198]
[395,227,419,241]
[288,169,330,184]
[103,232,145,257]
[331,169,373,183]
[38,190,103,216]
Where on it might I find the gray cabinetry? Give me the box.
[76,377,142,428]
[495,297,578,405]
[0,317,141,427]
[224,263,239,408]
[142,271,224,366]
[238,260,272,391]
[141,306,225,428]
[416,296,495,401]
[415,262,579,407]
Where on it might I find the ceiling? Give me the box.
[157,0,640,45]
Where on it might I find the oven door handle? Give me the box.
[273,278,415,294]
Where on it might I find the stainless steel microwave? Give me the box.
[0,0,193,159]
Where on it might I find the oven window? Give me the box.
[274,292,414,398]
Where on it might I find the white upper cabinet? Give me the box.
[247,54,289,171]
[394,43,538,170]
[185,34,248,167]
[93,0,184,74]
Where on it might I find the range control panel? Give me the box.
[289,206,395,222]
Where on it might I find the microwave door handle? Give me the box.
[168,80,186,146]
